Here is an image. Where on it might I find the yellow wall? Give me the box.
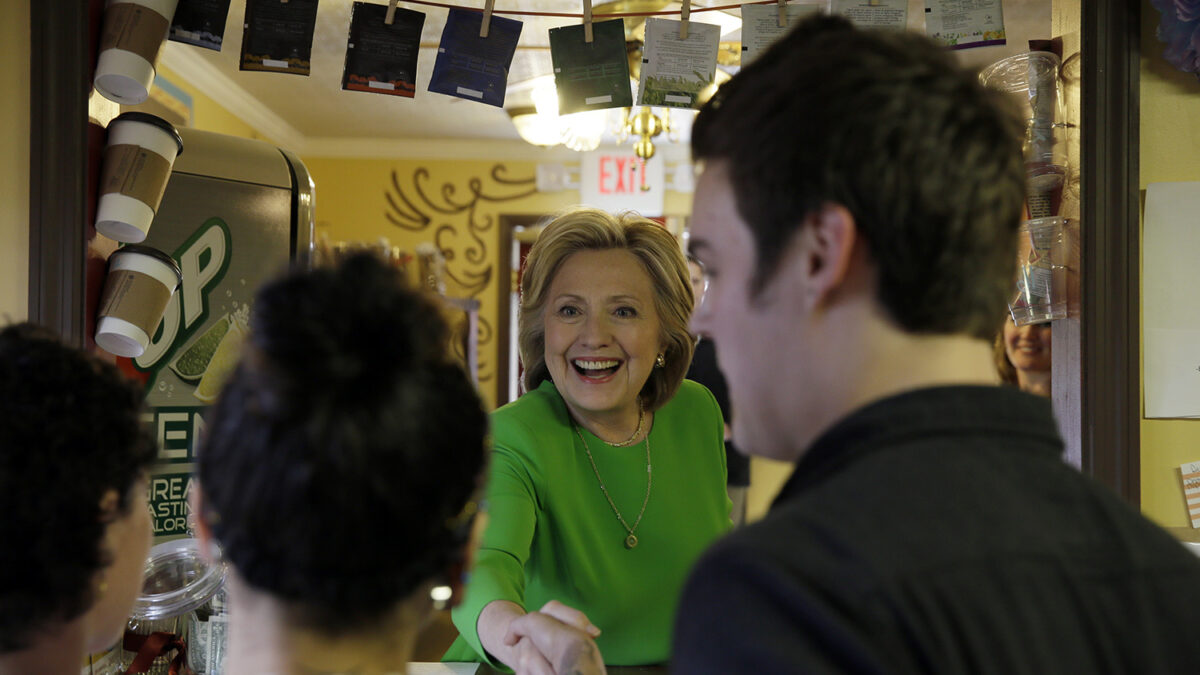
[300,156,583,410]
[1139,0,1200,527]
[156,64,268,142]
[0,0,29,322]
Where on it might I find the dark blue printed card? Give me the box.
[428,8,523,108]
[343,2,425,97]
[240,0,320,76]
[169,0,232,51]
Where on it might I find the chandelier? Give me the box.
[506,1,737,158]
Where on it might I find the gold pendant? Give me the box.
[624,534,638,549]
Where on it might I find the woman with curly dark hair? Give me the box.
[0,323,157,674]
[194,253,489,673]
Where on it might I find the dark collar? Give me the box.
[774,385,1063,507]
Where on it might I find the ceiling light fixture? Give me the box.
[507,1,741,155]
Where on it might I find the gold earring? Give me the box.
[655,353,666,368]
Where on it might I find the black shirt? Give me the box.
[686,338,751,487]
[673,386,1200,674]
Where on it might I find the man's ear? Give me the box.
[796,203,858,309]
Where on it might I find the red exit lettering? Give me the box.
[598,156,647,194]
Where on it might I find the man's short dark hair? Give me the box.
[198,253,488,634]
[692,16,1026,339]
[0,323,156,652]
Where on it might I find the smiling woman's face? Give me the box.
[1003,320,1052,374]
[543,249,664,427]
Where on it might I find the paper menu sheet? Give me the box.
[1182,462,1200,528]
[740,3,826,65]
[637,18,720,109]
[832,0,908,29]
[1143,182,1200,419]
[924,0,1006,50]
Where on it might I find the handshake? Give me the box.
[486,600,609,675]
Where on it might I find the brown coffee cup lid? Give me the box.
[111,112,184,156]
[110,244,183,288]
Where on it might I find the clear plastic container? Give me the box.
[982,52,1068,218]
[122,539,227,675]
[979,51,1061,130]
[1009,217,1069,327]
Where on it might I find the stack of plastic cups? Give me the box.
[1010,216,1068,326]
[981,52,1069,326]
[980,51,1065,219]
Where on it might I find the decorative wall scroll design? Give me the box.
[384,164,537,387]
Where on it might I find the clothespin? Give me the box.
[480,0,494,38]
[583,0,593,43]
[385,0,398,25]
[777,0,787,28]
[679,0,690,40]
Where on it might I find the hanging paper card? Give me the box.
[1182,461,1200,528]
[169,0,233,51]
[240,0,320,75]
[549,19,632,115]
[740,3,825,66]
[832,0,908,30]
[428,8,522,108]
[924,0,1006,50]
[637,18,719,109]
[343,2,425,97]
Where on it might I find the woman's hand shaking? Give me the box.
[503,600,607,675]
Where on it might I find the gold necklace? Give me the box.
[574,425,651,549]
[602,405,645,447]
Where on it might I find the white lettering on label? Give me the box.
[157,411,190,460]
[136,221,228,369]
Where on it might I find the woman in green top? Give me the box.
[444,208,732,672]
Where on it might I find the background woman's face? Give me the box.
[84,480,152,652]
[1003,320,1052,374]
[542,249,664,423]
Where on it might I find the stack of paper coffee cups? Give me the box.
[94,0,180,105]
[95,112,183,244]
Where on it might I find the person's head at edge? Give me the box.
[995,317,1052,396]
[688,15,1026,461]
[518,207,695,435]
[0,323,156,670]
[194,253,488,668]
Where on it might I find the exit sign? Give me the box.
[580,151,665,217]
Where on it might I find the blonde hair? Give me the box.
[993,328,1018,386]
[518,208,694,412]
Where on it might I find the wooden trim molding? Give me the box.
[1079,0,1140,502]
[28,2,90,346]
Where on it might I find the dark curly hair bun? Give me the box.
[198,253,488,634]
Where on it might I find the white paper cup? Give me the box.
[94,0,179,104]
[95,245,182,358]
[96,112,184,243]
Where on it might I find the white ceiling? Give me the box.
[159,0,740,158]
[158,0,1052,159]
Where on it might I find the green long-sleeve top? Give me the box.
[444,378,732,666]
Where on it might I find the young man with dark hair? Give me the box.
[674,15,1200,673]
